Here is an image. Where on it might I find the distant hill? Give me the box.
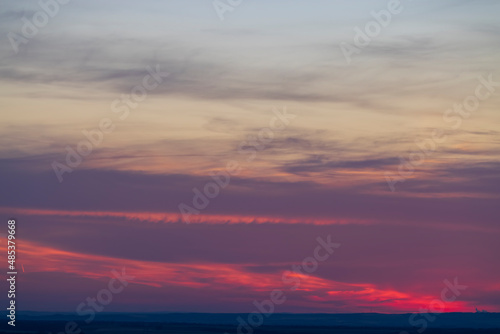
[7,311,500,329]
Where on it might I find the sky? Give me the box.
[0,0,499,314]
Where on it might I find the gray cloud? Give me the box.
[283,156,400,175]
[1,157,499,229]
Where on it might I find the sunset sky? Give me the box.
[0,0,499,313]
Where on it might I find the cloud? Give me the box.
[283,156,400,174]
[400,162,500,195]
[9,213,500,312]
[1,159,499,228]
[0,9,37,21]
